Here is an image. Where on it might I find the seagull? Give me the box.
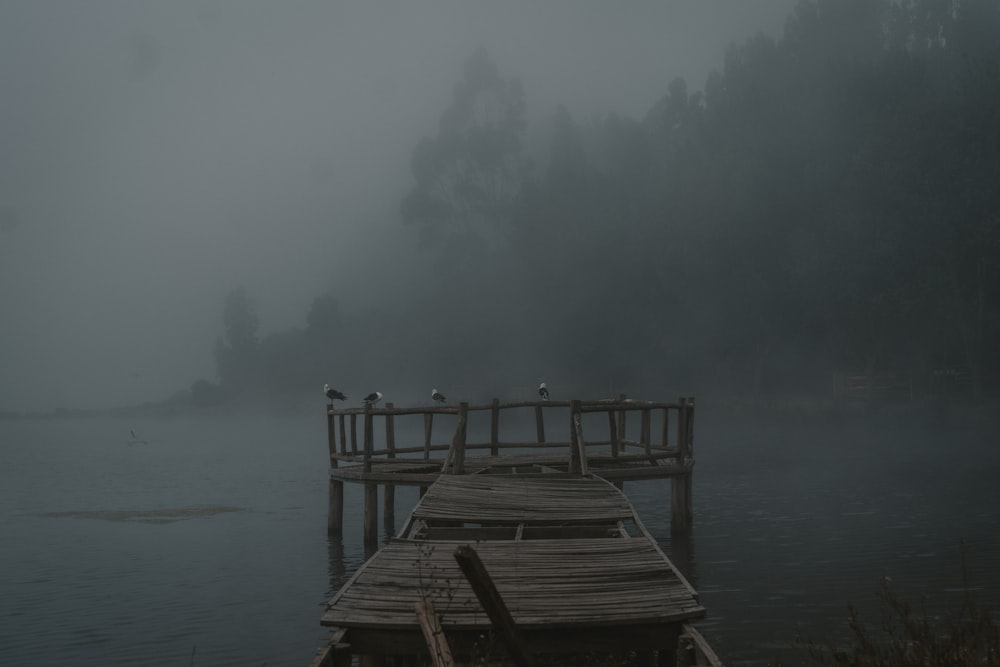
[362,391,383,407]
[431,388,447,403]
[538,382,549,400]
[323,383,347,401]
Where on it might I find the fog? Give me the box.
[1,1,796,412]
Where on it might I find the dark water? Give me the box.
[2,407,997,666]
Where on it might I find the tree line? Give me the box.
[190,0,1000,407]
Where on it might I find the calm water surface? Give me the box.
[2,406,997,666]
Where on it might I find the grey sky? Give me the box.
[0,0,796,412]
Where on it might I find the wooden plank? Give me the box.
[415,600,455,667]
[454,544,534,667]
[323,537,705,630]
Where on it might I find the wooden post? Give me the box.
[452,402,468,475]
[350,414,358,456]
[490,398,500,456]
[326,405,336,461]
[607,408,622,488]
[338,414,347,455]
[415,600,456,667]
[384,403,396,537]
[685,398,694,528]
[569,400,580,474]
[671,396,691,533]
[661,407,670,448]
[363,481,378,554]
[617,394,627,449]
[641,408,651,456]
[423,413,433,460]
[608,410,619,457]
[363,406,374,474]
[570,400,588,476]
[534,405,545,443]
[453,545,533,667]
[686,397,696,459]
[675,398,687,460]
[327,476,344,536]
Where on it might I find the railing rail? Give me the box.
[326,396,696,473]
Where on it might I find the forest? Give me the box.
[191,0,1000,408]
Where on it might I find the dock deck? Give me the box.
[318,474,707,663]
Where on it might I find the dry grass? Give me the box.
[810,544,998,666]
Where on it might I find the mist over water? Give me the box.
[0,0,797,413]
[2,409,997,666]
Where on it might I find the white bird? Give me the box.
[362,391,383,407]
[538,382,549,400]
[431,388,447,403]
[324,383,347,401]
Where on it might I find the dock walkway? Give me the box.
[317,474,708,665]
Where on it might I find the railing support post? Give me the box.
[384,403,396,537]
[453,402,468,475]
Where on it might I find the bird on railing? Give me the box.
[324,384,347,402]
[538,382,549,400]
[431,388,447,403]
[362,391,383,407]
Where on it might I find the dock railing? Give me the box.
[326,396,695,476]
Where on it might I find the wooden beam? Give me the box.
[453,545,533,667]
[415,599,456,667]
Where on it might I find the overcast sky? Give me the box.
[0,0,796,412]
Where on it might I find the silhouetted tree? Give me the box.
[401,47,530,280]
[213,287,260,391]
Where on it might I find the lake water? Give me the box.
[2,405,998,666]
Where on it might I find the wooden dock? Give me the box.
[324,397,697,550]
[311,396,724,665]
[314,474,715,666]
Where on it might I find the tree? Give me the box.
[400,48,529,280]
[213,287,260,391]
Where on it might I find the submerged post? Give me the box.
[327,476,344,536]
[671,396,693,533]
[363,403,378,551]
[327,404,344,536]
